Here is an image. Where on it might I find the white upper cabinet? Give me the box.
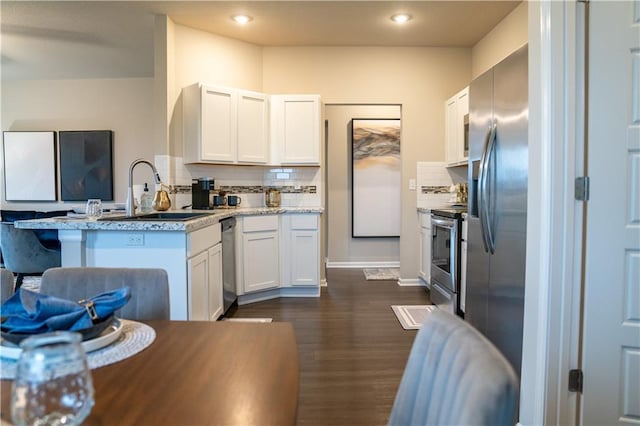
[182,83,268,165]
[183,84,237,164]
[237,90,269,164]
[270,95,322,165]
[444,86,469,166]
[183,84,321,166]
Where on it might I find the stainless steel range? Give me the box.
[430,207,465,317]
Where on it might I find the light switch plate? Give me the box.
[409,178,417,191]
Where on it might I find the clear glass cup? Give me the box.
[11,332,95,426]
[85,199,103,220]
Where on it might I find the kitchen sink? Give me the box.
[99,212,211,222]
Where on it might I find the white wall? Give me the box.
[471,1,528,79]
[1,78,154,210]
[263,46,471,278]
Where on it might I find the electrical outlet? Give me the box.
[409,178,417,190]
[126,233,144,246]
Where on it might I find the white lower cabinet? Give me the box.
[188,250,209,321]
[240,215,280,293]
[237,213,320,300]
[418,212,432,288]
[187,224,223,321]
[207,243,223,320]
[281,214,320,287]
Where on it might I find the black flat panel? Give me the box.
[59,130,114,201]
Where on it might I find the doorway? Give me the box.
[324,104,401,267]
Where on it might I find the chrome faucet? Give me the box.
[127,159,162,216]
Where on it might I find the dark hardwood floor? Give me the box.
[226,268,432,426]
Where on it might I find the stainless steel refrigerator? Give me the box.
[466,44,528,377]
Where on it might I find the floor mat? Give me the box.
[391,305,437,330]
[363,268,400,281]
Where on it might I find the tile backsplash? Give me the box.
[155,155,322,208]
[416,161,467,208]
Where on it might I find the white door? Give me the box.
[581,1,640,424]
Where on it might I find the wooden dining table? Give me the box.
[1,320,299,426]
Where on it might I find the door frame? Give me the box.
[521,1,585,425]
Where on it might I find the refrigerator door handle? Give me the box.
[483,122,497,254]
[478,125,492,253]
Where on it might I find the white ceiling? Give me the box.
[1,1,521,80]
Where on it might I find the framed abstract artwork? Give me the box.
[59,130,114,201]
[351,118,401,238]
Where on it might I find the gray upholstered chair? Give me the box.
[1,268,15,305]
[40,267,170,320]
[388,309,519,426]
[0,222,61,288]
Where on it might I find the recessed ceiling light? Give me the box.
[232,14,253,25]
[390,13,412,24]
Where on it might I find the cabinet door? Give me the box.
[208,243,223,321]
[456,87,469,162]
[271,95,321,165]
[187,250,209,321]
[445,87,470,165]
[289,230,319,286]
[242,231,280,292]
[445,97,458,164]
[237,90,268,164]
[201,85,237,163]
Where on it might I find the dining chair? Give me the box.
[0,222,61,288]
[1,268,15,305]
[40,267,170,320]
[388,309,519,426]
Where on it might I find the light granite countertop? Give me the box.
[13,207,324,233]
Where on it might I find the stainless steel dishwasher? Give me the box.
[220,217,237,313]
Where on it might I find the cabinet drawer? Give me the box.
[187,223,222,257]
[289,214,318,230]
[243,215,278,232]
[420,212,431,229]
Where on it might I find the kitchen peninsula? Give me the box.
[14,207,322,320]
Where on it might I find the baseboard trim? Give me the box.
[326,261,400,269]
[397,278,423,287]
[320,278,328,287]
[238,286,321,305]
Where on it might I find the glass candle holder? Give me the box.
[11,332,95,426]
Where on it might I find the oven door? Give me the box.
[431,282,457,315]
[431,215,458,293]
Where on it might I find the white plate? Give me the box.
[0,318,123,360]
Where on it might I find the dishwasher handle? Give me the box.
[221,217,236,232]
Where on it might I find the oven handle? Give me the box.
[477,125,492,253]
[482,123,497,254]
[431,217,456,229]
